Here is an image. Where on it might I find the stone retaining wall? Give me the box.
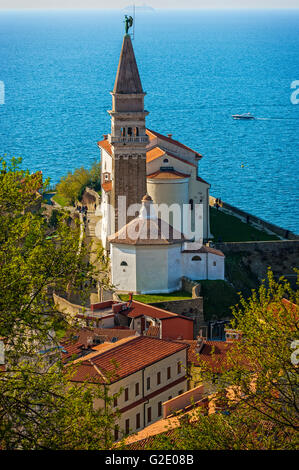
[53,293,85,316]
[214,240,299,255]
[150,278,205,338]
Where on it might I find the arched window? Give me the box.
[134,127,139,136]
[121,127,126,137]
[192,255,201,261]
[120,261,128,266]
[163,158,169,163]
[127,127,132,136]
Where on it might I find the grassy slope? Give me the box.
[197,280,240,321]
[119,290,192,304]
[210,206,279,242]
[52,193,70,207]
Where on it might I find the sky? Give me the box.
[0,0,298,9]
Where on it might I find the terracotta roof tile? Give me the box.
[127,300,192,321]
[102,181,112,192]
[182,245,225,257]
[146,146,196,168]
[108,216,185,246]
[147,169,190,180]
[70,336,188,384]
[146,147,165,163]
[97,139,112,155]
[181,339,233,373]
[146,129,203,159]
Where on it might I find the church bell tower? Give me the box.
[108,29,149,234]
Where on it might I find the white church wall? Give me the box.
[135,245,177,294]
[189,179,210,240]
[110,244,137,292]
[100,148,113,249]
[182,251,225,281]
[167,245,183,292]
[101,148,112,174]
[147,179,189,233]
[182,252,207,281]
[207,253,225,280]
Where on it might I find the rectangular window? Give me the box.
[158,401,162,417]
[136,413,140,429]
[157,371,161,385]
[147,377,151,390]
[113,396,118,407]
[125,387,129,402]
[178,390,183,395]
[168,396,172,401]
[125,419,130,435]
[114,426,119,441]
[177,362,181,374]
[135,382,139,396]
[147,407,152,423]
[167,366,171,379]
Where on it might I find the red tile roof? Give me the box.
[70,336,188,384]
[98,133,202,167]
[182,339,233,373]
[147,169,190,180]
[146,146,165,163]
[108,216,185,246]
[97,138,112,155]
[127,300,193,321]
[102,181,112,192]
[146,129,203,159]
[146,146,196,168]
[182,245,225,257]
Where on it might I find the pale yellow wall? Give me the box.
[93,348,188,438]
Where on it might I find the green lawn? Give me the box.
[198,280,240,320]
[52,193,70,207]
[119,290,192,304]
[210,206,279,242]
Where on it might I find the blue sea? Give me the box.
[0,9,298,233]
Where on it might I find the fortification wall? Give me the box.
[210,196,298,240]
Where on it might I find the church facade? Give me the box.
[97,31,225,294]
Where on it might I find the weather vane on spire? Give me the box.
[124,15,134,35]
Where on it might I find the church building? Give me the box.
[97,27,225,294]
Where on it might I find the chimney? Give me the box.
[103,134,108,140]
[195,336,204,354]
[167,134,173,139]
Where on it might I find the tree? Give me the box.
[145,270,299,450]
[0,157,116,449]
[56,161,101,205]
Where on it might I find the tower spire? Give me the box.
[105,26,149,238]
[113,34,143,95]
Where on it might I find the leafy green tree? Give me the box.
[0,157,116,449]
[145,270,299,450]
[56,161,101,205]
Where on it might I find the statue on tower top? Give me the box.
[124,15,133,35]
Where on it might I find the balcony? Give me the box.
[108,135,149,144]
